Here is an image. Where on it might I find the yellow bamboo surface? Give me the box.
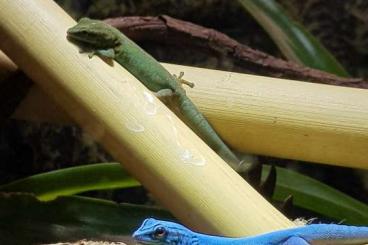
[165,64,368,169]
[10,62,368,169]
[0,0,293,236]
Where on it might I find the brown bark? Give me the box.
[105,15,367,89]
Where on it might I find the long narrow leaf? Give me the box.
[0,162,140,200]
[262,165,368,224]
[2,162,367,224]
[237,0,349,76]
[0,193,172,244]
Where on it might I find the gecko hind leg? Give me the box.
[155,89,177,105]
[283,236,309,245]
[155,89,174,100]
[155,89,182,115]
[174,72,194,88]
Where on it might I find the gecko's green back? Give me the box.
[67,18,257,170]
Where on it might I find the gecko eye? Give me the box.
[153,227,167,239]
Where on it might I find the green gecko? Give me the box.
[67,17,256,171]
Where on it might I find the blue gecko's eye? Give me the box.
[152,227,166,239]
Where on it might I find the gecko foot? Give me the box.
[174,72,195,88]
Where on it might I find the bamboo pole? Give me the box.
[0,0,293,236]
[8,60,368,169]
[167,64,368,169]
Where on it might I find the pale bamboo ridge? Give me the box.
[0,50,17,78]
[10,61,368,169]
[0,0,293,236]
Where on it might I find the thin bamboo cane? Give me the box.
[0,0,293,236]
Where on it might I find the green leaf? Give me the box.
[262,165,368,224]
[0,162,140,200]
[0,193,173,244]
[237,0,349,77]
[3,162,366,225]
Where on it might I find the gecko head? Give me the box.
[132,218,198,245]
[67,17,121,49]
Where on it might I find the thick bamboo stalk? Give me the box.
[9,61,368,169]
[0,0,293,236]
[166,64,368,169]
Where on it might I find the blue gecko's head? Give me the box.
[67,17,122,49]
[133,218,198,245]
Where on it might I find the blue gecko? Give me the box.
[132,218,368,244]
